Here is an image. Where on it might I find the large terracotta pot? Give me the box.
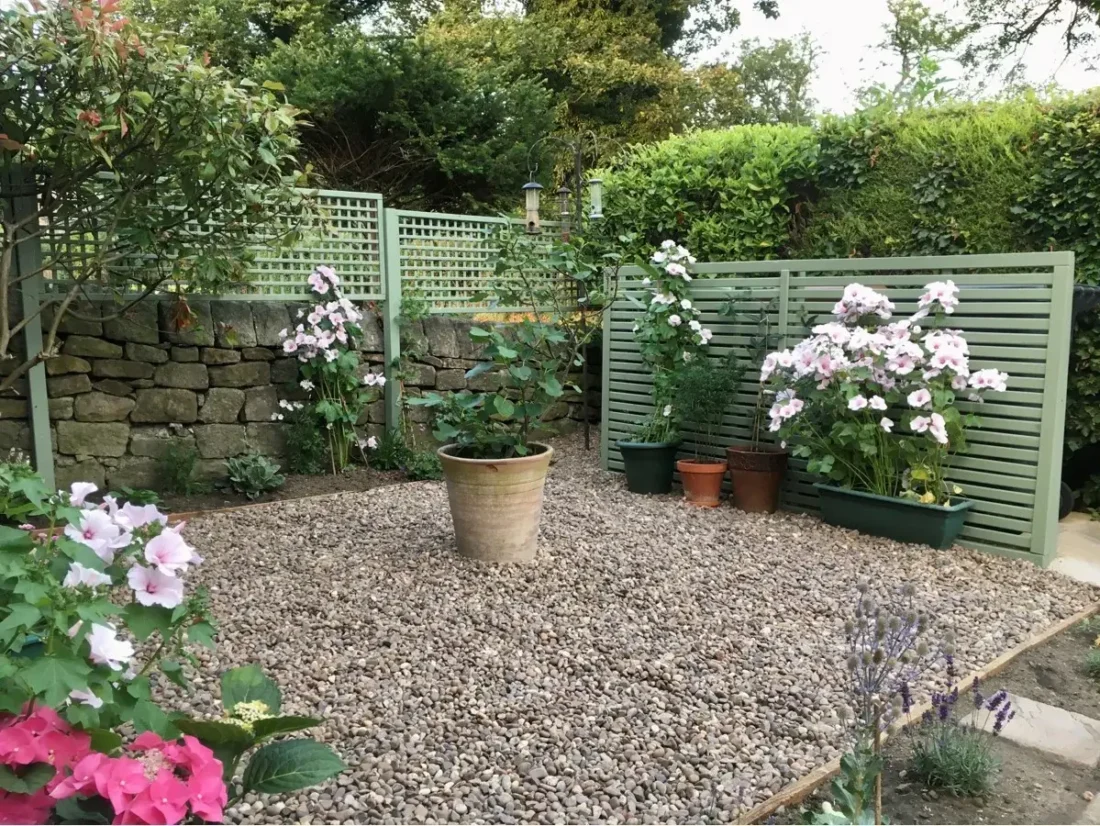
[676,458,727,508]
[726,443,788,513]
[437,443,553,563]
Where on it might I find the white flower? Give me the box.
[689,320,702,332]
[649,251,667,265]
[680,299,692,310]
[85,624,134,671]
[880,417,894,433]
[662,404,672,417]
[661,239,676,250]
[698,328,713,344]
[300,379,315,391]
[68,689,103,709]
[63,562,112,589]
[68,482,97,507]
[668,314,682,327]
[683,351,693,362]
[907,388,932,409]
[848,395,868,411]
[870,396,887,411]
[641,277,651,286]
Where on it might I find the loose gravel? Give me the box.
[174,435,1098,825]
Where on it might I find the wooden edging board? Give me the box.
[737,600,1100,824]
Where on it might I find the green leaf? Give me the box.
[540,376,564,397]
[123,604,174,641]
[161,659,189,690]
[261,80,286,91]
[187,621,217,649]
[130,700,179,739]
[0,604,41,644]
[54,795,111,825]
[242,739,345,794]
[20,654,90,707]
[464,362,493,380]
[14,580,49,605]
[126,676,152,701]
[252,715,322,741]
[221,664,281,715]
[468,327,492,339]
[88,728,123,755]
[491,395,515,418]
[0,762,55,794]
[0,525,33,551]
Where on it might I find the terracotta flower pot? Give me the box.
[726,443,788,513]
[676,458,728,508]
[437,443,553,563]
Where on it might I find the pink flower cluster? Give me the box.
[280,266,364,363]
[0,705,91,824]
[51,732,226,825]
[832,282,895,321]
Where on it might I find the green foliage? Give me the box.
[676,358,742,456]
[225,452,286,500]
[370,429,410,472]
[0,449,39,523]
[107,487,161,506]
[1085,649,1100,679]
[404,448,443,481]
[0,1,309,388]
[908,723,1000,797]
[600,126,819,261]
[284,406,328,476]
[805,748,881,825]
[160,443,208,496]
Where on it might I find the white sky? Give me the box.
[715,0,1099,113]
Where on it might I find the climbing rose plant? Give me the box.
[0,479,343,823]
[280,265,385,472]
[761,281,1009,504]
[630,241,714,441]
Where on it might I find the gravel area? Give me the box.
[175,435,1098,825]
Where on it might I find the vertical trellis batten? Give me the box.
[602,253,1075,566]
[381,208,403,431]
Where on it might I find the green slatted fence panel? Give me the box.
[601,253,1074,566]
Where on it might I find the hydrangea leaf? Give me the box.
[221,664,282,715]
[242,739,345,794]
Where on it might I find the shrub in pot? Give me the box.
[763,280,1009,548]
[675,358,741,507]
[720,291,790,512]
[619,241,715,494]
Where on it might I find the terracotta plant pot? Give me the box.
[616,440,680,494]
[676,458,728,508]
[726,443,788,513]
[437,443,553,563]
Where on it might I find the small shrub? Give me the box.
[371,428,410,471]
[0,447,38,520]
[160,442,208,495]
[225,451,286,500]
[906,666,1011,797]
[405,449,442,481]
[1085,649,1100,679]
[285,405,328,475]
[108,486,161,505]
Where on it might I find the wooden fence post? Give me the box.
[3,167,54,490]
[381,208,402,431]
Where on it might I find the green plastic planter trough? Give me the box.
[616,440,679,494]
[814,483,973,550]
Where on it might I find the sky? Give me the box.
[712,0,1099,113]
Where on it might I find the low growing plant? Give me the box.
[107,487,161,506]
[0,447,38,523]
[762,281,1010,504]
[283,404,329,475]
[404,448,443,481]
[0,478,343,823]
[1086,649,1100,679]
[159,442,207,496]
[226,451,286,500]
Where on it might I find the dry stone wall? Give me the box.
[0,301,600,491]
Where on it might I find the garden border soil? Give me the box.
[738,601,1100,825]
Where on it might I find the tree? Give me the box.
[736,34,818,125]
[962,0,1100,59]
[0,0,309,393]
[259,29,556,210]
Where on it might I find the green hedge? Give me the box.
[599,94,1100,498]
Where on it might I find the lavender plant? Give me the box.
[905,661,1013,796]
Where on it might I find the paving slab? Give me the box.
[1053,512,1100,586]
[962,693,1100,767]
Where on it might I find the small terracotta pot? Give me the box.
[676,458,728,508]
[437,443,553,563]
[726,444,788,513]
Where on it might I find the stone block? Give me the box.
[171,347,199,363]
[211,301,257,347]
[467,369,502,392]
[405,363,436,387]
[102,301,159,344]
[131,389,198,423]
[365,400,386,424]
[48,374,92,396]
[241,347,274,362]
[154,362,209,390]
[423,316,460,359]
[129,427,196,459]
[56,459,106,491]
[399,318,427,357]
[46,355,91,376]
[243,386,278,422]
[198,388,245,424]
[63,336,122,359]
[208,362,269,388]
[158,300,214,346]
[93,379,134,397]
[0,420,30,451]
[201,348,241,365]
[360,312,384,353]
[455,320,486,360]
[132,379,154,389]
[194,424,247,459]
[74,392,136,423]
[963,693,1100,766]
[42,301,102,336]
[420,354,444,368]
[92,359,154,380]
[57,422,129,457]
[50,397,74,420]
[252,303,291,347]
[270,359,299,384]
[405,396,432,424]
[196,459,230,482]
[245,423,288,456]
[107,457,161,490]
[125,343,169,364]
[435,368,466,391]
[0,398,28,417]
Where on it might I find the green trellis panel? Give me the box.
[601,253,1075,567]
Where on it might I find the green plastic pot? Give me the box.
[616,440,680,494]
[815,483,973,550]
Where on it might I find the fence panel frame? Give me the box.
[601,252,1075,566]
